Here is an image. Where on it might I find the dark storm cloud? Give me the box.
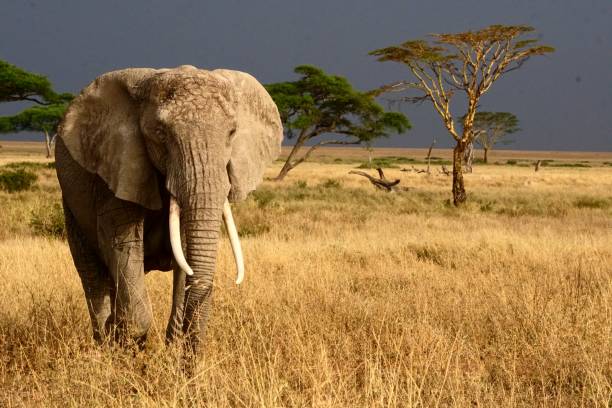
[1,0,610,151]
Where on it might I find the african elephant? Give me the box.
[55,65,283,355]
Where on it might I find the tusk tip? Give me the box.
[235,267,244,285]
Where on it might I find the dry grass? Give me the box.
[0,148,611,407]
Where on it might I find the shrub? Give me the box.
[506,159,517,165]
[251,189,276,208]
[320,179,341,189]
[357,159,399,169]
[550,162,590,168]
[0,169,38,192]
[236,212,270,237]
[1,161,53,171]
[29,202,66,239]
[574,196,610,209]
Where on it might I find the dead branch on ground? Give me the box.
[349,167,400,192]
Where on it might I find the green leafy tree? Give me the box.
[0,59,73,157]
[370,25,553,205]
[0,104,70,157]
[0,60,71,104]
[469,112,520,163]
[266,65,411,180]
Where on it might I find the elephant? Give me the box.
[55,65,283,355]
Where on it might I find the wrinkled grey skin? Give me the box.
[55,65,282,354]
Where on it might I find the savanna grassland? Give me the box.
[0,142,610,407]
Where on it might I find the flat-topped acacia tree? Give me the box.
[0,104,69,158]
[266,65,410,181]
[0,60,73,157]
[469,111,520,163]
[0,59,71,105]
[370,25,553,205]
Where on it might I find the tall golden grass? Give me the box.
[0,154,611,406]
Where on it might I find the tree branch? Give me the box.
[293,138,360,167]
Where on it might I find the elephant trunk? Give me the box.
[166,142,246,353]
[169,196,244,283]
[180,204,223,352]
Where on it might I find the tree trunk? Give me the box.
[452,142,467,206]
[483,148,489,164]
[463,142,473,173]
[44,130,52,158]
[426,138,436,174]
[535,160,541,172]
[275,139,304,181]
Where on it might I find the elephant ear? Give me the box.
[214,70,283,202]
[59,68,163,210]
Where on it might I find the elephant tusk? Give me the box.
[222,199,245,285]
[169,196,194,276]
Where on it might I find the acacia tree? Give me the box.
[0,59,71,105]
[266,65,411,180]
[470,111,520,163]
[0,59,72,157]
[370,25,553,205]
[0,104,69,157]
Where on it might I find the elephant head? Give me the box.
[59,65,282,351]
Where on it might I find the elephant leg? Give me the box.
[97,198,152,345]
[63,201,114,342]
[165,266,186,343]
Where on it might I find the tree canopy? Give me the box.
[0,59,72,105]
[370,25,553,204]
[266,65,411,180]
[0,104,68,134]
[0,59,74,157]
[468,112,520,163]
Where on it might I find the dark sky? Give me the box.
[1,0,611,151]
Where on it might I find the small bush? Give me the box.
[237,213,270,237]
[549,163,591,168]
[1,161,53,171]
[29,202,66,239]
[574,196,610,209]
[357,159,399,169]
[0,169,38,192]
[294,180,308,189]
[320,179,341,189]
[251,189,276,208]
[506,160,517,165]
[479,200,496,212]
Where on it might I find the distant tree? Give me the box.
[0,59,73,157]
[469,112,520,163]
[0,104,69,157]
[370,25,553,205]
[266,65,411,180]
